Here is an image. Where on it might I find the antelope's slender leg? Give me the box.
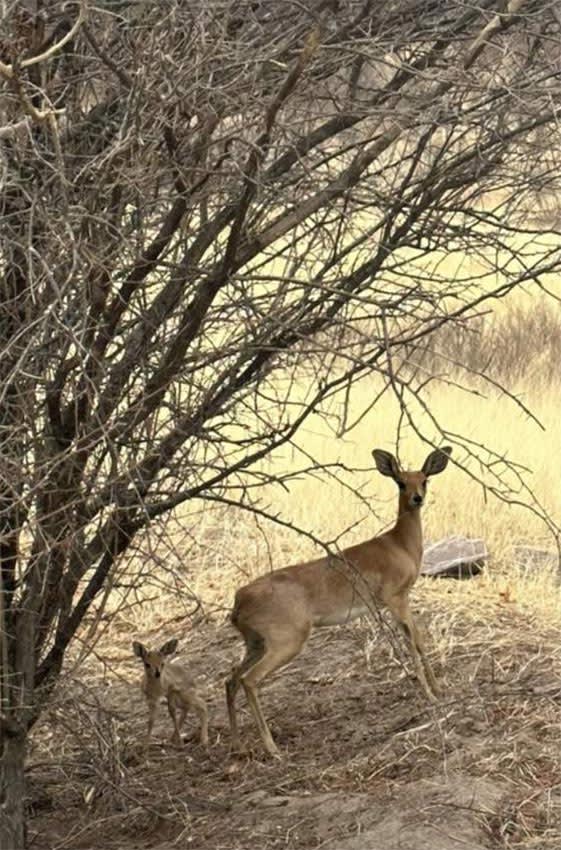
[410,618,441,697]
[240,630,310,758]
[387,595,438,702]
[226,631,265,751]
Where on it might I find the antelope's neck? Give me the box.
[393,494,423,565]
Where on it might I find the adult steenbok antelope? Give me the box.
[226,445,452,757]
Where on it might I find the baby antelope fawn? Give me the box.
[133,638,208,749]
[226,446,452,757]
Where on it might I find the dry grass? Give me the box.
[413,296,561,387]
[173,359,561,622]
[28,291,561,849]
[29,592,561,850]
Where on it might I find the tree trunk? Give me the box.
[0,729,27,850]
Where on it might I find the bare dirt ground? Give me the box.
[28,579,561,850]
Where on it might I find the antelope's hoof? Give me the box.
[263,742,282,760]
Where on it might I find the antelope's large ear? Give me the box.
[132,641,146,660]
[160,638,178,656]
[372,449,401,482]
[422,446,452,477]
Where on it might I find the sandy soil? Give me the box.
[28,584,561,850]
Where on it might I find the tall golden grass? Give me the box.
[108,292,561,637]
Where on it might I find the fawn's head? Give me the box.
[372,446,452,509]
[132,638,178,680]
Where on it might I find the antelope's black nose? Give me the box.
[155,671,161,679]
[412,494,423,505]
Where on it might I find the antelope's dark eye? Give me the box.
[398,481,406,491]
[144,662,149,668]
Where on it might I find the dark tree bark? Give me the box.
[0,731,27,849]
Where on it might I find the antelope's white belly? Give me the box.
[314,604,370,627]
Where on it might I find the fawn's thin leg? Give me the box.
[145,699,157,748]
[189,694,209,746]
[167,698,182,747]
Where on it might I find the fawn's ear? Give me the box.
[372,449,401,482]
[422,446,452,476]
[159,638,178,656]
[132,641,146,660]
